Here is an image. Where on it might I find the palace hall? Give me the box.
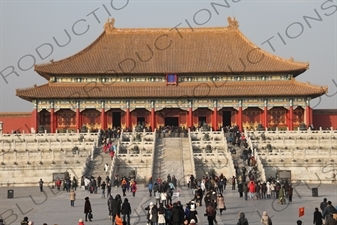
[14,17,327,133]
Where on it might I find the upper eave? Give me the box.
[16,79,327,102]
[34,18,309,78]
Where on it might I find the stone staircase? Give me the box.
[225,132,264,183]
[152,137,193,186]
[90,138,118,179]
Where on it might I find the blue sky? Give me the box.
[1,0,336,112]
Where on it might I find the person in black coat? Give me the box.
[238,182,243,197]
[171,203,180,225]
[84,197,92,222]
[107,195,114,220]
[111,197,121,224]
[313,207,323,225]
[122,198,131,225]
[151,205,159,225]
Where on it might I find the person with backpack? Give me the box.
[261,210,272,225]
[121,178,127,196]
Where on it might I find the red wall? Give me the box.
[313,110,337,129]
[0,112,32,133]
[1,108,337,133]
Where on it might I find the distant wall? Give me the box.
[313,109,337,129]
[0,112,32,133]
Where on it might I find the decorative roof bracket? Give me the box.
[227,17,239,29]
[104,18,115,33]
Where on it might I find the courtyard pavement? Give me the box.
[0,182,336,225]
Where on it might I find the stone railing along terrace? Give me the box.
[245,128,337,183]
[188,129,196,178]
[0,131,98,165]
[191,129,234,177]
[0,131,100,186]
[112,130,156,183]
[118,130,156,162]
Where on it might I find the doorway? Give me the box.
[137,117,145,126]
[222,111,231,127]
[165,117,179,126]
[198,116,206,127]
[112,112,121,127]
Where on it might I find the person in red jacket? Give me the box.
[248,181,256,200]
[131,182,137,197]
[78,218,85,225]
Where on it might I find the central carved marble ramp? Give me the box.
[153,138,192,185]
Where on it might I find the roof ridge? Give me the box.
[292,79,328,93]
[35,31,106,72]
[16,83,49,93]
[233,29,309,69]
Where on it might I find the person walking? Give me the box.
[104,163,109,175]
[70,189,76,207]
[84,197,92,222]
[121,178,127,196]
[313,207,323,225]
[217,193,226,215]
[131,182,137,197]
[101,181,106,198]
[206,202,216,225]
[122,198,131,225]
[148,181,153,197]
[231,176,236,190]
[111,195,121,224]
[107,195,114,220]
[39,179,44,192]
[323,201,337,222]
[261,210,271,225]
[237,212,249,225]
[243,182,248,201]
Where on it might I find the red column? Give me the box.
[263,107,268,129]
[151,108,156,131]
[212,107,217,131]
[50,108,55,133]
[288,106,294,130]
[31,109,38,133]
[188,107,193,128]
[237,107,243,131]
[305,106,312,127]
[126,108,131,129]
[76,108,81,131]
[101,108,106,130]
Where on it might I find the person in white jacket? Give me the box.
[160,192,167,206]
[104,163,109,175]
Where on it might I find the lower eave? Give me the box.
[16,81,327,102]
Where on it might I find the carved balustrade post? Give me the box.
[26,151,30,162]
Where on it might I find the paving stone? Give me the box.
[1,183,336,225]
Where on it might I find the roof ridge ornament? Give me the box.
[104,18,115,33]
[227,17,239,29]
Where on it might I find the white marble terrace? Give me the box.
[0,130,99,166]
[245,127,337,183]
[191,129,235,178]
[117,129,156,163]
